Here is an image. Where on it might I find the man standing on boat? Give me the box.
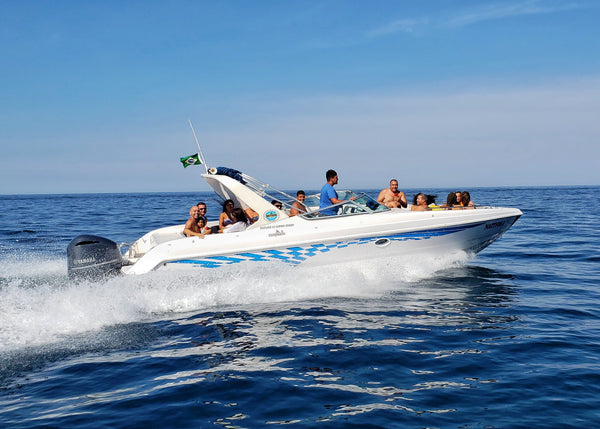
[377,179,407,208]
[319,169,355,216]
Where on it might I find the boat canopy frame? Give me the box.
[208,167,389,219]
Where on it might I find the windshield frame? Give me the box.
[299,190,389,219]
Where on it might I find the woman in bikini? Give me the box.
[222,208,250,233]
[219,199,235,232]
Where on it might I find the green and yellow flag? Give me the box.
[180,153,201,168]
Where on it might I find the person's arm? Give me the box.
[399,191,407,208]
[376,190,386,203]
[245,207,258,220]
[218,212,227,231]
[329,189,356,205]
[328,187,344,205]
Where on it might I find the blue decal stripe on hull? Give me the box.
[167,222,485,268]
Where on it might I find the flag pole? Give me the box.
[188,119,208,173]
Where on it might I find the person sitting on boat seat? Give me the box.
[222,208,249,233]
[422,194,440,210]
[198,216,211,234]
[377,179,407,209]
[441,192,459,210]
[197,201,208,218]
[219,199,235,232]
[197,201,218,233]
[455,191,463,206]
[461,191,475,208]
[184,206,206,237]
[319,169,356,216]
[411,193,431,211]
[290,190,308,217]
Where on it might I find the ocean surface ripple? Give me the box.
[1,186,599,428]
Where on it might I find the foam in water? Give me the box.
[0,251,469,352]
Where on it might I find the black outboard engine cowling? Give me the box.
[67,235,123,280]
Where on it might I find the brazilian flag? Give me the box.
[180,153,201,168]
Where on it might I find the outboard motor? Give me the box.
[67,235,123,280]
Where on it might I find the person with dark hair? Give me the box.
[196,201,218,232]
[461,191,475,208]
[219,199,235,232]
[455,192,463,206]
[442,192,458,210]
[222,207,249,233]
[412,194,436,206]
[290,190,307,217]
[198,216,211,234]
[319,169,355,216]
[245,207,259,224]
[183,206,205,237]
[271,199,283,210]
[411,193,431,211]
[377,179,407,208]
[197,201,207,217]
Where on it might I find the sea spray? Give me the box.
[0,250,470,352]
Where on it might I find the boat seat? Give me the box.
[149,231,186,247]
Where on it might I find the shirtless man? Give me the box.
[377,179,407,208]
[197,201,208,218]
[411,193,430,211]
[290,190,307,217]
[183,206,205,237]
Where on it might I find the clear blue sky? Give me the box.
[1,0,599,194]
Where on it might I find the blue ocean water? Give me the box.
[0,186,599,428]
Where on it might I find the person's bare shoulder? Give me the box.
[377,188,389,201]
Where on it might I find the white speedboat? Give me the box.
[67,167,522,279]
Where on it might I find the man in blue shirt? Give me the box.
[319,169,355,216]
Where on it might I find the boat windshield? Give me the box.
[209,168,388,219]
[301,190,388,218]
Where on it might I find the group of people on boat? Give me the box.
[183,191,311,238]
[184,199,259,238]
[183,202,210,238]
[218,200,255,233]
[326,173,475,213]
[409,190,474,211]
[183,169,477,237]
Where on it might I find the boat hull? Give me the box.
[125,210,521,274]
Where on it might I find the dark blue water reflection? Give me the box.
[1,186,599,427]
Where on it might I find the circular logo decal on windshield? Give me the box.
[265,210,279,222]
